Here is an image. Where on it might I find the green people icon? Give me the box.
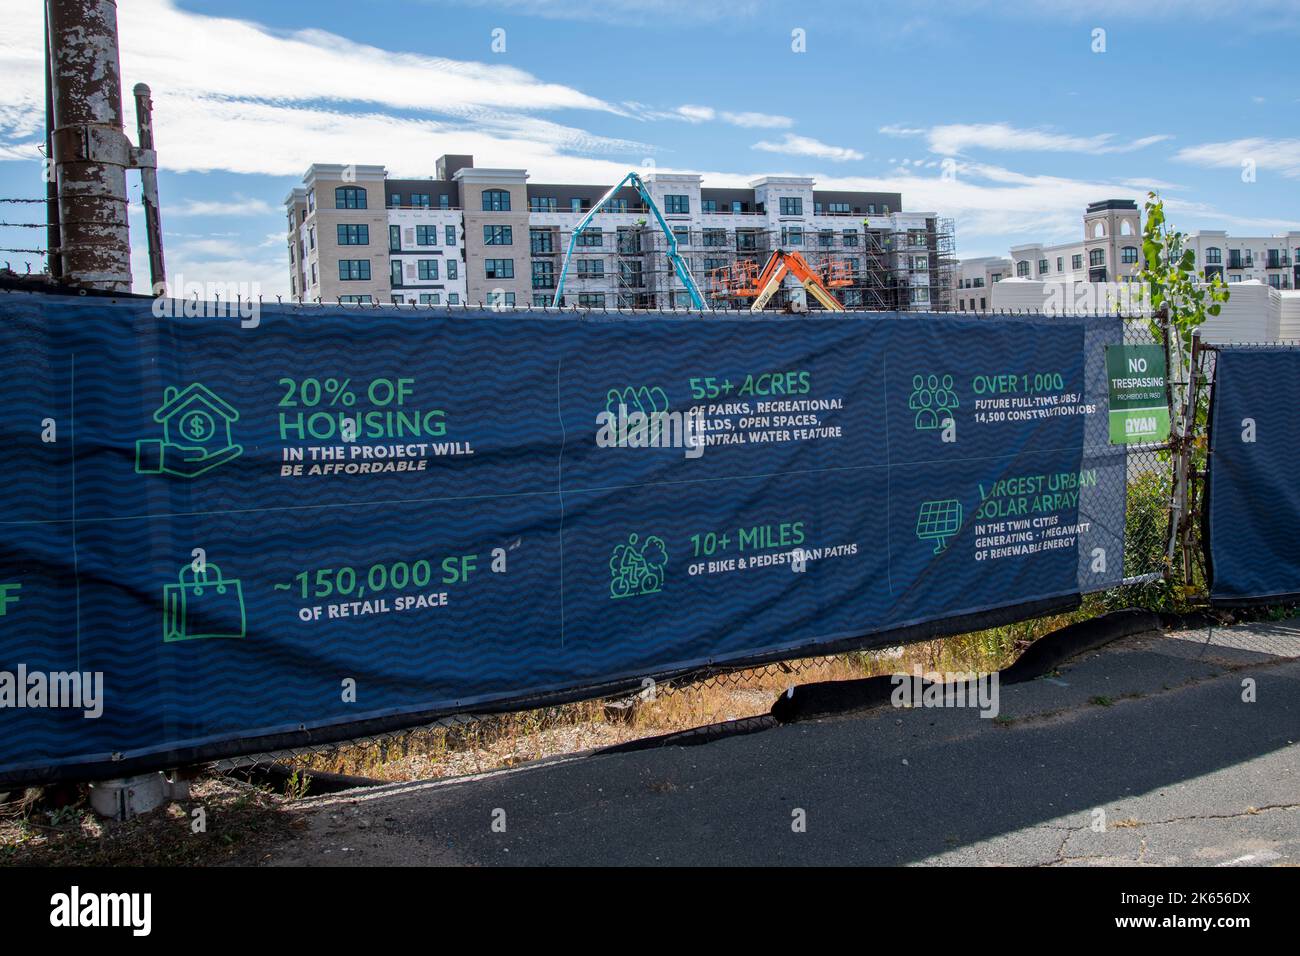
[136,383,243,478]
[909,373,959,430]
[609,532,668,599]
[162,561,246,642]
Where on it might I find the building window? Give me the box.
[578,293,605,308]
[843,230,859,246]
[731,201,744,214]
[532,260,555,289]
[1038,259,1049,274]
[445,225,456,245]
[416,225,438,246]
[702,199,717,213]
[1203,247,1221,265]
[389,225,401,252]
[530,228,554,254]
[485,258,514,279]
[448,293,460,304]
[779,197,803,216]
[339,295,371,304]
[339,259,371,281]
[418,259,440,281]
[335,187,367,209]
[1055,257,1063,272]
[310,263,316,285]
[529,196,557,212]
[819,230,834,248]
[1072,254,1083,270]
[702,229,726,247]
[782,227,803,246]
[410,193,431,208]
[1016,260,1030,277]
[663,194,689,215]
[308,227,315,250]
[736,231,758,251]
[577,229,603,248]
[488,291,516,307]
[577,259,604,277]
[420,293,441,305]
[672,227,689,246]
[1122,246,1139,265]
[484,224,513,245]
[439,194,450,209]
[618,260,644,287]
[828,202,851,214]
[1089,249,1105,267]
[390,260,402,286]
[570,198,584,213]
[617,228,641,254]
[447,260,457,280]
[482,189,511,212]
[387,193,401,208]
[606,198,628,213]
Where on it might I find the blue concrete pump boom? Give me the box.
[551,171,708,310]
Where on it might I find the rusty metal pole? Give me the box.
[43,2,62,281]
[46,0,133,292]
[133,83,165,292]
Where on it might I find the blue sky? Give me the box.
[1,0,1297,294]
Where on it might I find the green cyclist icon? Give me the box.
[135,383,243,479]
[609,533,668,599]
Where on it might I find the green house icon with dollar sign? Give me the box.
[155,384,238,452]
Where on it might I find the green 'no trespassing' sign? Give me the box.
[1105,344,1170,444]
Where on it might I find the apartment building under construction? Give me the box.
[286,154,956,311]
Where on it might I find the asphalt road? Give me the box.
[267,618,1300,866]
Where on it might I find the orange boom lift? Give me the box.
[716,249,848,312]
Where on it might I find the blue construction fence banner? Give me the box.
[0,295,1131,784]
[1206,346,1300,604]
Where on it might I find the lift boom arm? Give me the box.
[552,171,708,310]
[749,249,844,312]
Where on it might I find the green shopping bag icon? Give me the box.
[163,562,247,643]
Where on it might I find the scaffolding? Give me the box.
[530,216,956,311]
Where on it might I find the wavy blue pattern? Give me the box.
[0,296,1126,779]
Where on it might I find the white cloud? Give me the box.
[887,123,1171,156]
[169,197,279,217]
[752,133,863,162]
[1174,137,1300,179]
[656,105,793,129]
[421,0,765,26]
[720,111,793,129]
[674,105,716,123]
[0,0,635,170]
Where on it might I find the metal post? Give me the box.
[1180,331,1203,588]
[45,0,133,291]
[133,83,165,291]
[43,2,62,281]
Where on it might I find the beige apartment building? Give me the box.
[286,154,957,310]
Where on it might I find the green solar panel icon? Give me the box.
[916,498,963,554]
